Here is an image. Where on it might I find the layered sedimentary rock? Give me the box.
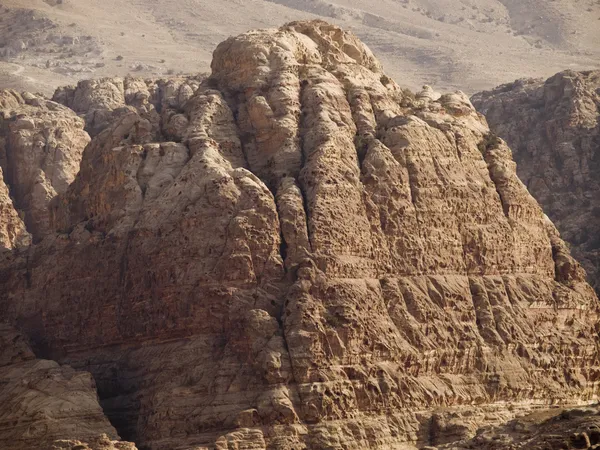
[0,324,136,450]
[0,89,90,241]
[0,21,598,450]
[472,70,600,295]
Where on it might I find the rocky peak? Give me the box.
[0,21,598,450]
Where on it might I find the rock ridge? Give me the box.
[472,70,600,297]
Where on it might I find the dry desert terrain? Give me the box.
[1,0,599,95]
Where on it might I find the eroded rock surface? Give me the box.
[0,89,90,241]
[472,70,600,295]
[0,165,29,249]
[0,324,136,450]
[53,76,205,138]
[0,21,598,450]
[436,405,600,450]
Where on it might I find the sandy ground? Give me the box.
[0,0,599,95]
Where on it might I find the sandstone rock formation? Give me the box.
[0,21,598,450]
[437,405,600,449]
[0,324,136,450]
[0,89,90,241]
[0,166,30,249]
[52,76,205,138]
[472,70,600,295]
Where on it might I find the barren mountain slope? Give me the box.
[472,70,600,296]
[0,0,599,95]
[0,21,598,450]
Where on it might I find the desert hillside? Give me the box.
[0,0,599,95]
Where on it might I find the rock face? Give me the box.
[0,166,30,250]
[0,89,90,241]
[0,324,136,450]
[52,75,205,138]
[472,70,600,295]
[439,405,600,450]
[0,21,598,450]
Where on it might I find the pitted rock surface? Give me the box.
[472,70,600,296]
[0,21,598,450]
[52,76,205,138]
[0,89,90,241]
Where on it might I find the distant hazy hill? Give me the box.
[0,0,599,95]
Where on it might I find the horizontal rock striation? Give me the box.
[472,70,600,296]
[0,324,137,450]
[0,21,598,450]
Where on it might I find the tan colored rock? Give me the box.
[0,21,598,450]
[0,90,90,241]
[438,405,600,449]
[48,435,137,450]
[417,85,442,101]
[0,324,137,450]
[472,70,600,295]
[53,76,204,138]
[0,166,30,250]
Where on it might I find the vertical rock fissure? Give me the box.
[297,77,315,253]
[211,70,311,432]
[481,147,512,221]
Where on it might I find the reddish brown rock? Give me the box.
[472,70,600,295]
[0,21,598,450]
[0,324,136,450]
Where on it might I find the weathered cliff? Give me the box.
[0,21,598,450]
[0,89,90,242]
[472,70,600,296]
[0,324,137,450]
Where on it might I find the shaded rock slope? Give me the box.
[0,324,137,450]
[0,21,598,450]
[472,70,600,296]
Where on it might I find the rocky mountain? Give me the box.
[472,70,600,296]
[0,20,598,450]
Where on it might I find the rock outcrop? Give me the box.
[52,76,205,138]
[0,89,90,241]
[0,166,30,249]
[438,405,600,449]
[472,70,600,295]
[0,324,136,450]
[0,21,598,450]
